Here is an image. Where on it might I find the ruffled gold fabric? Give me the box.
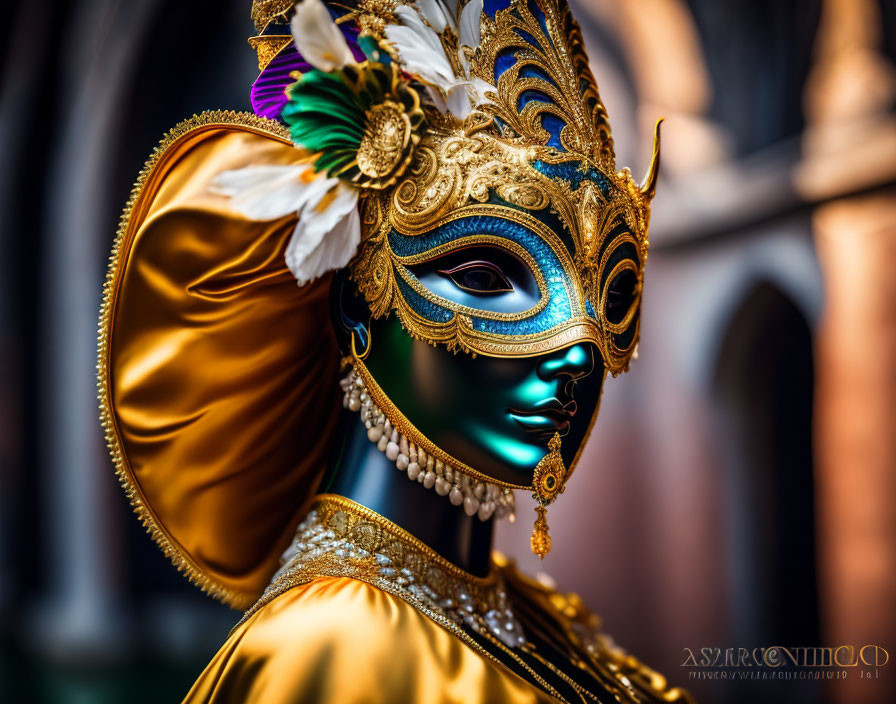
[182,576,552,704]
[181,495,694,704]
[182,564,694,704]
[98,112,341,608]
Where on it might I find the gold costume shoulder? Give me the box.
[183,497,692,704]
[183,576,552,704]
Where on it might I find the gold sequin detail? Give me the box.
[250,0,295,33]
[247,35,292,72]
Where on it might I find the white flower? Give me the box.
[212,163,360,286]
[385,0,492,119]
[290,0,356,72]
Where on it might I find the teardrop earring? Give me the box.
[529,433,567,558]
[350,326,371,360]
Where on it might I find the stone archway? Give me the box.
[712,281,819,701]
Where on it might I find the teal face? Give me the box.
[360,242,608,485]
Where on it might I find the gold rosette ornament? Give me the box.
[357,98,418,184]
[311,61,424,189]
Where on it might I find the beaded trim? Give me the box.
[248,495,527,648]
[340,365,517,522]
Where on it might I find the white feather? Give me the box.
[446,85,472,119]
[285,182,360,286]
[386,4,494,119]
[211,164,325,220]
[292,202,361,286]
[212,163,362,286]
[458,0,482,49]
[425,86,448,113]
[290,0,355,72]
[386,9,457,87]
[417,0,458,34]
[468,76,495,106]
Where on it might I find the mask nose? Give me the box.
[536,343,597,383]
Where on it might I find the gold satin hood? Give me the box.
[98,111,342,608]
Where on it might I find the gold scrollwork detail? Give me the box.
[471,0,615,170]
[346,0,654,374]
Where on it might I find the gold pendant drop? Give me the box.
[530,506,551,558]
[529,433,567,559]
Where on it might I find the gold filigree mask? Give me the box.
[352,122,657,374]
[344,0,660,375]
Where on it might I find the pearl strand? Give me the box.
[340,367,516,522]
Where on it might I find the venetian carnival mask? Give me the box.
[97,0,660,613]
[218,0,662,556]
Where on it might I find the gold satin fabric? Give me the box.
[183,576,554,704]
[101,116,341,607]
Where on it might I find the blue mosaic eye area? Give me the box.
[487,192,577,263]
[394,275,455,324]
[388,214,574,336]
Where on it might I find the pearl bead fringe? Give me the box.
[340,367,516,522]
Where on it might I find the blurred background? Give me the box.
[0,1,894,703]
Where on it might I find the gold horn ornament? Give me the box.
[529,433,568,558]
[640,119,663,201]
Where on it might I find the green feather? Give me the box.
[283,69,366,153]
[280,61,420,182]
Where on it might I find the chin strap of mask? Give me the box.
[340,360,518,522]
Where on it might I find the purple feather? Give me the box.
[250,24,366,123]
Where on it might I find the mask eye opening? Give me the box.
[397,236,551,320]
[437,260,515,295]
[602,259,641,334]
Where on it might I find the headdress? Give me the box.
[238,0,660,370]
[99,0,660,607]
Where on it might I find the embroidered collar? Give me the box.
[244,493,526,649]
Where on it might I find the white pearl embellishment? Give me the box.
[340,367,516,522]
